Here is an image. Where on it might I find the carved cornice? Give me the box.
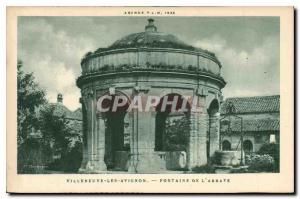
[77,70,226,89]
[81,47,221,67]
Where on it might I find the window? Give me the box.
[222,140,231,151]
[243,140,253,153]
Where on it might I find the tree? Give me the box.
[165,116,190,151]
[17,60,82,173]
[39,106,83,172]
[17,60,46,146]
[39,106,71,157]
[17,60,47,173]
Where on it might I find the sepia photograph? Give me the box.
[6,6,294,193]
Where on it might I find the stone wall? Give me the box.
[221,132,278,152]
[220,111,279,153]
[236,112,279,120]
[165,151,187,170]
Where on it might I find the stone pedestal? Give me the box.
[78,149,88,172]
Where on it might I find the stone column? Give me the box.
[209,113,220,157]
[83,94,94,172]
[93,113,107,171]
[79,97,88,172]
[128,87,162,173]
[128,110,138,173]
[187,96,208,170]
[84,92,107,173]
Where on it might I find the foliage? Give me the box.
[17,60,48,173]
[17,137,53,173]
[47,141,83,172]
[165,116,190,151]
[39,106,71,153]
[257,143,280,172]
[17,60,47,146]
[245,154,275,172]
[17,60,83,173]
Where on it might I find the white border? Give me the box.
[1,1,297,199]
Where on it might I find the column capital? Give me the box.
[196,87,208,97]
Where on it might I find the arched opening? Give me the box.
[222,140,231,151]
[99,93,131,170]
[243,140,253,153]
[207,99,220,158]
[155,94,191,152]
[208,99,219,116]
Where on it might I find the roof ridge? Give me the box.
[73,107,82,112]
[221,95,280,114]
[241,118,280,121]
[225,95,280,100]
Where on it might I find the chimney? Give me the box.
[145,18,157,32]
[57,93,63,104]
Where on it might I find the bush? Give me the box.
[18,138,53,174]
[47,141,83,173]
[61,141,83,172]
[258,143,279,172]
[245,154,275,172]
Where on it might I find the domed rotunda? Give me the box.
[77,19,226,173]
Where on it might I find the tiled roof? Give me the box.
[220,119,279,132]
[49,103,82,121]
[221,95,280,114]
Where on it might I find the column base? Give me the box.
[79,160,107,173]
[128,152,166,173]
[209,143,220,158]
[187,139,208,170]
[187,159,208,171]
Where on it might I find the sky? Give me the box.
[18,16,280,111]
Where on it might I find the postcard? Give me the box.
[6,6,294,193]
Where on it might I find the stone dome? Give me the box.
[89,18,218,59]
[78,18,225,88]
[108,19,207,53]
[109,31,192,51]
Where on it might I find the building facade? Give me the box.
[220,95,280,153]
[76,19,226,173]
